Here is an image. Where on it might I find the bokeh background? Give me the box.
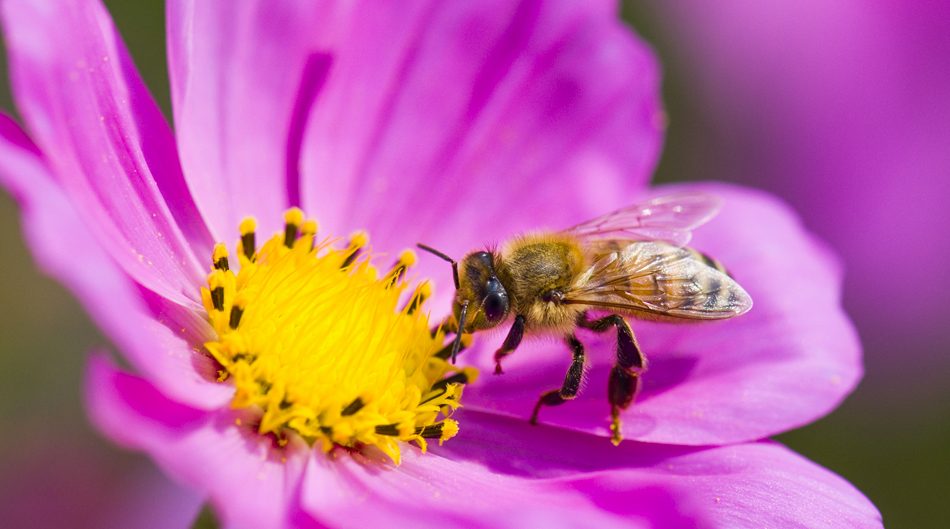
[1,2,947,527]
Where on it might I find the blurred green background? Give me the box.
[0,2,947,527]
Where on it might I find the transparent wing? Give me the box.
[564,192,722,247]
[564,241,753,320]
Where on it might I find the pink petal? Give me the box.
[300,446,710,529]
[298,1,663,281]
[89,357,711,529]
[87,361,878,529]
[1,0,212,305]
[0,114,229,410]
[86,355,308,529]
[464,183,861,444]
[166,0,339,240]
[430,411,882,529]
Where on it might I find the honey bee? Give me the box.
[418,193,752,445]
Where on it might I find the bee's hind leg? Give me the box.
[493,315,526,374]
[529,334,586,425]
[578,313,645,445]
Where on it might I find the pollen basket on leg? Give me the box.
[200,209,472,464]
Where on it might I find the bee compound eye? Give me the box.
[483,292,508,323]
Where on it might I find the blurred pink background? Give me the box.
[637,1,950,389]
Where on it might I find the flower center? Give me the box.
[200,208,475,464]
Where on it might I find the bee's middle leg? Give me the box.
[529,334,585,425]
[578,313,646,445]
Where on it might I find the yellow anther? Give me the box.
[398,249,417,267]
[384,249,418,287]
[212,243,230,270]
[347,230,369,250]
[284,207,305,226]
[283,208,306,247]
[416,281,433,299]
[212,242,229,261]
[239,217,258,262]
[301,219,318,236]
[340,230,370,270]
[239,217,257,236]
[404,280,433,314]
[439,419,459,443]
[293,219,319,252]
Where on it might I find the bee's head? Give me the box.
[416,244,510,363]
[454,251,510,332]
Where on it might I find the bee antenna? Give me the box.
[451,301,469,364]
[417,243,460,290]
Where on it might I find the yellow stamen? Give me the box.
[302,219,318,233]
[340,230,369,270]
[202,210,470,464]
[404,281,433,314]
[284,207,305,226]
[282,207,305,247]
[384,249,417,287]
[239,216,257,235]
[212,243,229,271]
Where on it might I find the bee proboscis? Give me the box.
[419,192,752,445]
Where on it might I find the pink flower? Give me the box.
[0,1,880,528]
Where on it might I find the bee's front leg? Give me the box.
[493,315,525,374]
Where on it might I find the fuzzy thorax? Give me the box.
[200,208,475,464]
